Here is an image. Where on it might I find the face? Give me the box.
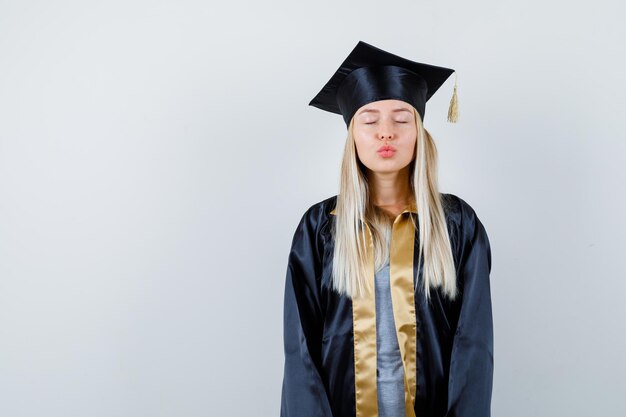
[352,99,417,174]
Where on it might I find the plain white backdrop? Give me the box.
[1,1,624,416]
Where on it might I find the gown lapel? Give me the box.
[330,203,418,417]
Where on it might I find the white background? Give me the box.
[1,1,624,416]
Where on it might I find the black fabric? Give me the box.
[280,193,494,417]
[309,40,455,127]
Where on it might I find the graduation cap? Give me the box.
[309,40,459,127]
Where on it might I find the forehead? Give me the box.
[356,99,414,115]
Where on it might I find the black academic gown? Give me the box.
[280,193,493,417]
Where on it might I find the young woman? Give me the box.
[280,41,493,417]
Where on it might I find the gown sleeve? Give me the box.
[280,209,333,417]
[447,201,494,417]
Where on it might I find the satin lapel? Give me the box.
[351,221,378,417]
[390,213,417,417]
[329,205,417,417]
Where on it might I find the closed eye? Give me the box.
[363,120,408,124]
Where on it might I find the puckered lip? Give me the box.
[378,145,396,152]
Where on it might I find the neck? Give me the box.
[367,166,413,207]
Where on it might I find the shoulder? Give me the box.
[441,192,485,231]
[440,192,490,255]
[442,192,491,268]
[302,194,338,222]
[292,195,337,250]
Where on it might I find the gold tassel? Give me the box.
[447,71,459,123]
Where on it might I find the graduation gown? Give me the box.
[280,193,493,417]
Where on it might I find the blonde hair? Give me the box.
[331,107,458,302]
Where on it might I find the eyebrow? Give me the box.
[358,107,412,115]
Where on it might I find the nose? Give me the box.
[377,117,395,141]
[378,124,394,141]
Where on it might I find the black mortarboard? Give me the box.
[309,40,458,128]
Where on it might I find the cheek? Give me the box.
[353,131,373,152]
[402,135,417,160]
[352,128,366,143]
[352,136,363,152]
[352,137,376,165]
[352,136,365,158]
[400,131,417,148]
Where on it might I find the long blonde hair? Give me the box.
[331,106,458,302]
